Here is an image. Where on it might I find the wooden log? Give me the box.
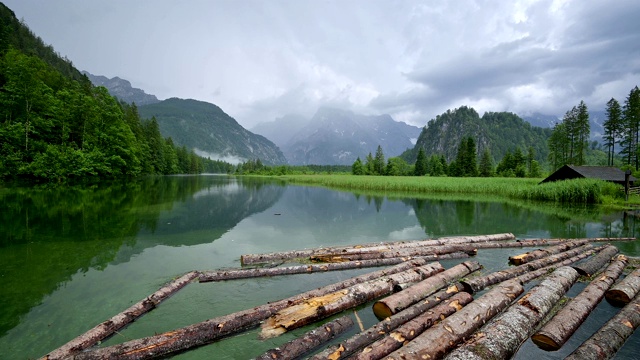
[508,239,589,265]
[384,279,524,360]
[69,259,435,360]
[445,266,580,360]
[531,254,628,351]
[372,261,481,319]
[310,284,466,360]
[571,245,620,276]
[240,233,515,265]
[41,271,200,360]
[310,244,479,263]
[353,292,473,360]
[461,244,595,294]
[606,267,640,306]
[254,315,354,360]
[565,293,640,360]
[517,246,603,284]
[259,262,445,339]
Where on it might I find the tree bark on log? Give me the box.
[461,244,595,294]
[444,266,580,360]
[384,279,524,360]
[565,293,640,360]
[517,246,603,284]
[531,254,628,351]
[69,259,435,360]
[41,271,200,360]
[606,268,640,306]
[240,234,514,265]
[353,292,473,360]
[310,244,479,263]
[254,316,354,360]
[570,245,620,276]
[372,261,481,319]
[259,263,445,339]
[508,240,590,265]
[310,284,466,360]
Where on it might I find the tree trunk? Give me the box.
[353,292,473,360]
[517,246,602,284]
[310,244,478,263]
[532,254,628,351]
[606,267,640,306]
[384,279,524,360]
[254,316,354,360]
[570,245,620,276]
[565,292,640,360]
[372,261,481,319]
[259,263,445,339]
[69,259,435,360]
[42,271,200,360]
[240,234,514,265]
[462,244,595,294]
[508,239,590,265]
[445,266,580,360]
[310,284,466,360]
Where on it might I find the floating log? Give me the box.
[310,284,466,360]
[384,279,524,360]
[70,259,435,359]
[564,292,640,360]
[606,267,640,306]
[531,254,628,351]
[461,244,595,294]
[372,261,481,319]
[310,244,479,263]
[445,266,580,360]
[508,239,590,265]
[259,262,445,339]
[353,292,473,360]
[240,233,515,265]
[517,246,603,284]
[42,271,200,360]
[571,245,620,276]
[254,315,354,360]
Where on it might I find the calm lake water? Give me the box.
[1,175,639,359]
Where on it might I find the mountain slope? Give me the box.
[251,114,311,149]
[138,98,287,165]
[83,72,160,106]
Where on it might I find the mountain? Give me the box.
[520,110,606,141]
[403,106,553,163]
[251,114,311,149]
[83,72,160,106]
[279,107,421,165]
[138,98,287,165]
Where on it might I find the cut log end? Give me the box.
[605,290,632,306]
[531,333,561,351]
[372,301,393,320]
[508,254,528,265]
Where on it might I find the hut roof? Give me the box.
[540,165,636,184]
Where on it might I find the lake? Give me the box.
[1,175,639,359]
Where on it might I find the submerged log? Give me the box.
[254,315,354,360]
[570,245,620,276]
[259,263,445,339]
[606,268,640,306]
[531,254,628,351]
[42,271,200,360]
[310,284,466,360]
[353,292,473,360]
[445,266,580,360]
[372,261,481,319]
[384,279,524,360]
[508,240,590,265]
[565,293,640,360]
[70,259,434,360]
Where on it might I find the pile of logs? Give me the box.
[40,234,640,360]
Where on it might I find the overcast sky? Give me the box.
[4,0,640,128]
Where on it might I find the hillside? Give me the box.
[251,114,311,149]
[138,98,287,165]
[403,106,553,163]
[83,72,160,106]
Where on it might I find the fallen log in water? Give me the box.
[42,271,200,360]
[353,292,473,360]
[259,262,445,339]
[69,259,434,360]
[508,240,591,265]
[606,267,640,306]
[372,261,481,319]
[310,284,466,360]
[310,244,478,263]
[531,254,628,351]
[570,245,620,276]
[445,266,580,360]
[384,279,524,360]
[240,233,515,264]
[517,246,604,284]
[565,293,640,360]
[254,315,354,360]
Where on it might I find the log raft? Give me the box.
[606,267,640,306]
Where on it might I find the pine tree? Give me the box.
[623,86,640,170]
[548,122,568,171]
[352,157,364,175]
[604,98,622,166]
[575,100,590,166]
[414,147,427,176]
[374,145,385,175]
[479,148,494,177]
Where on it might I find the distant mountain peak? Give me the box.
[83,71,160,106]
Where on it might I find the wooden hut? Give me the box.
[540,165,635,186]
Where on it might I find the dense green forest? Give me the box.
[0,4,232,183]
